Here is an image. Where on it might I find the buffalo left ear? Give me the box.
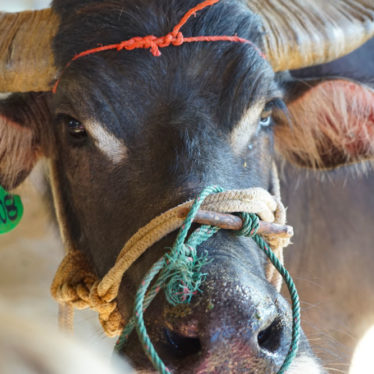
[274,78,374,169]
[0,92,53,190]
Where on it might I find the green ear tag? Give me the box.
[0,186,24,234]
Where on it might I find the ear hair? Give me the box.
[274,80,374,169]
[0,115,38,189]
[0,93,53,189]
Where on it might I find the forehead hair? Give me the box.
[52,0,276,133]
[52,0,264,61]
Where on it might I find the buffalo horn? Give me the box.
[248,0,374,71]
[0,9,59,93]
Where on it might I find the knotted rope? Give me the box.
[51,187,291,337]
[113,186,300,374]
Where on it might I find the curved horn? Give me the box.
[248,0,374,71]
[0,9,59,93]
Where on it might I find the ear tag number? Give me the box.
[0,186,23,234]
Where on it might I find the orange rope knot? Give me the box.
[52,0,266,93]
[116,32,185,57]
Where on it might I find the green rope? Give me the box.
[235,211,301,373]
[115,186,300,374]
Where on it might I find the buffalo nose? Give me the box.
[165,315,284,354]
[163,300,287,370]
[256,316,285,356]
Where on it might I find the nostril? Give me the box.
[164,328,201,358]
[257,318,283,354]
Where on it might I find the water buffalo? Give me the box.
[0,0,373,373]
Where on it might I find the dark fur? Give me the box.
[46,4,305,372]
[49,0,276,274]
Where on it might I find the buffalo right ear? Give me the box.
[274,78,374,169]
[0,92,53,190]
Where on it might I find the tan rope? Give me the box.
[51,183,290,337]
[58,304,74,332]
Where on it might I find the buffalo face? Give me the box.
[49,2,308,371]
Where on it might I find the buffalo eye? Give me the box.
[259,114,272,127]
[259,98,287,129]
[67,118,86,138]
[57,114,87,140]
[259,101,275,128]
[258,98,286,129]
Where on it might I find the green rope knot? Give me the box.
[115,186,300,374]
[164,241,209,305]
[236,212,260,237]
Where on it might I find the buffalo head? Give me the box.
[0,0,373,372]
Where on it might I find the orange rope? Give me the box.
[52,0,266,93]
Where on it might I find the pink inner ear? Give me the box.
[275,79,374,168]
[317,80,374,158]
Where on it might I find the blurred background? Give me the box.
[1,0,50,11]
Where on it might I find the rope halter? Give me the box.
[51,186,293,336]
